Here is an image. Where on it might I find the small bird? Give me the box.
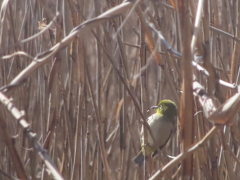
[133,99,177,167]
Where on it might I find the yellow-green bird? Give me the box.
[133,99,177,167]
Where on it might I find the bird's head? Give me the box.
[151,99,177,118]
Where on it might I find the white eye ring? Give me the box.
[159,105,162,109]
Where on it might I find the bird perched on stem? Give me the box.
[133,99,177,167]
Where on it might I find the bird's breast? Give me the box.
[141,114,174,148]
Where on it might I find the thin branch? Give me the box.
[0,92,64,180]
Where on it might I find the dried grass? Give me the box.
[0,0,240,180]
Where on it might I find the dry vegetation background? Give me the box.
[0,0,240,180]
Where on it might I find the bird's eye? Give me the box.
[159,105,162,109]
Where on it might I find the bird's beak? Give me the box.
[151,106,159,109]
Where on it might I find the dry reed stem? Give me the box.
[1,0,240,179]
[178,1,194,178]
[0,92,64,180]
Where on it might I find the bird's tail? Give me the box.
[133,151,144,167]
